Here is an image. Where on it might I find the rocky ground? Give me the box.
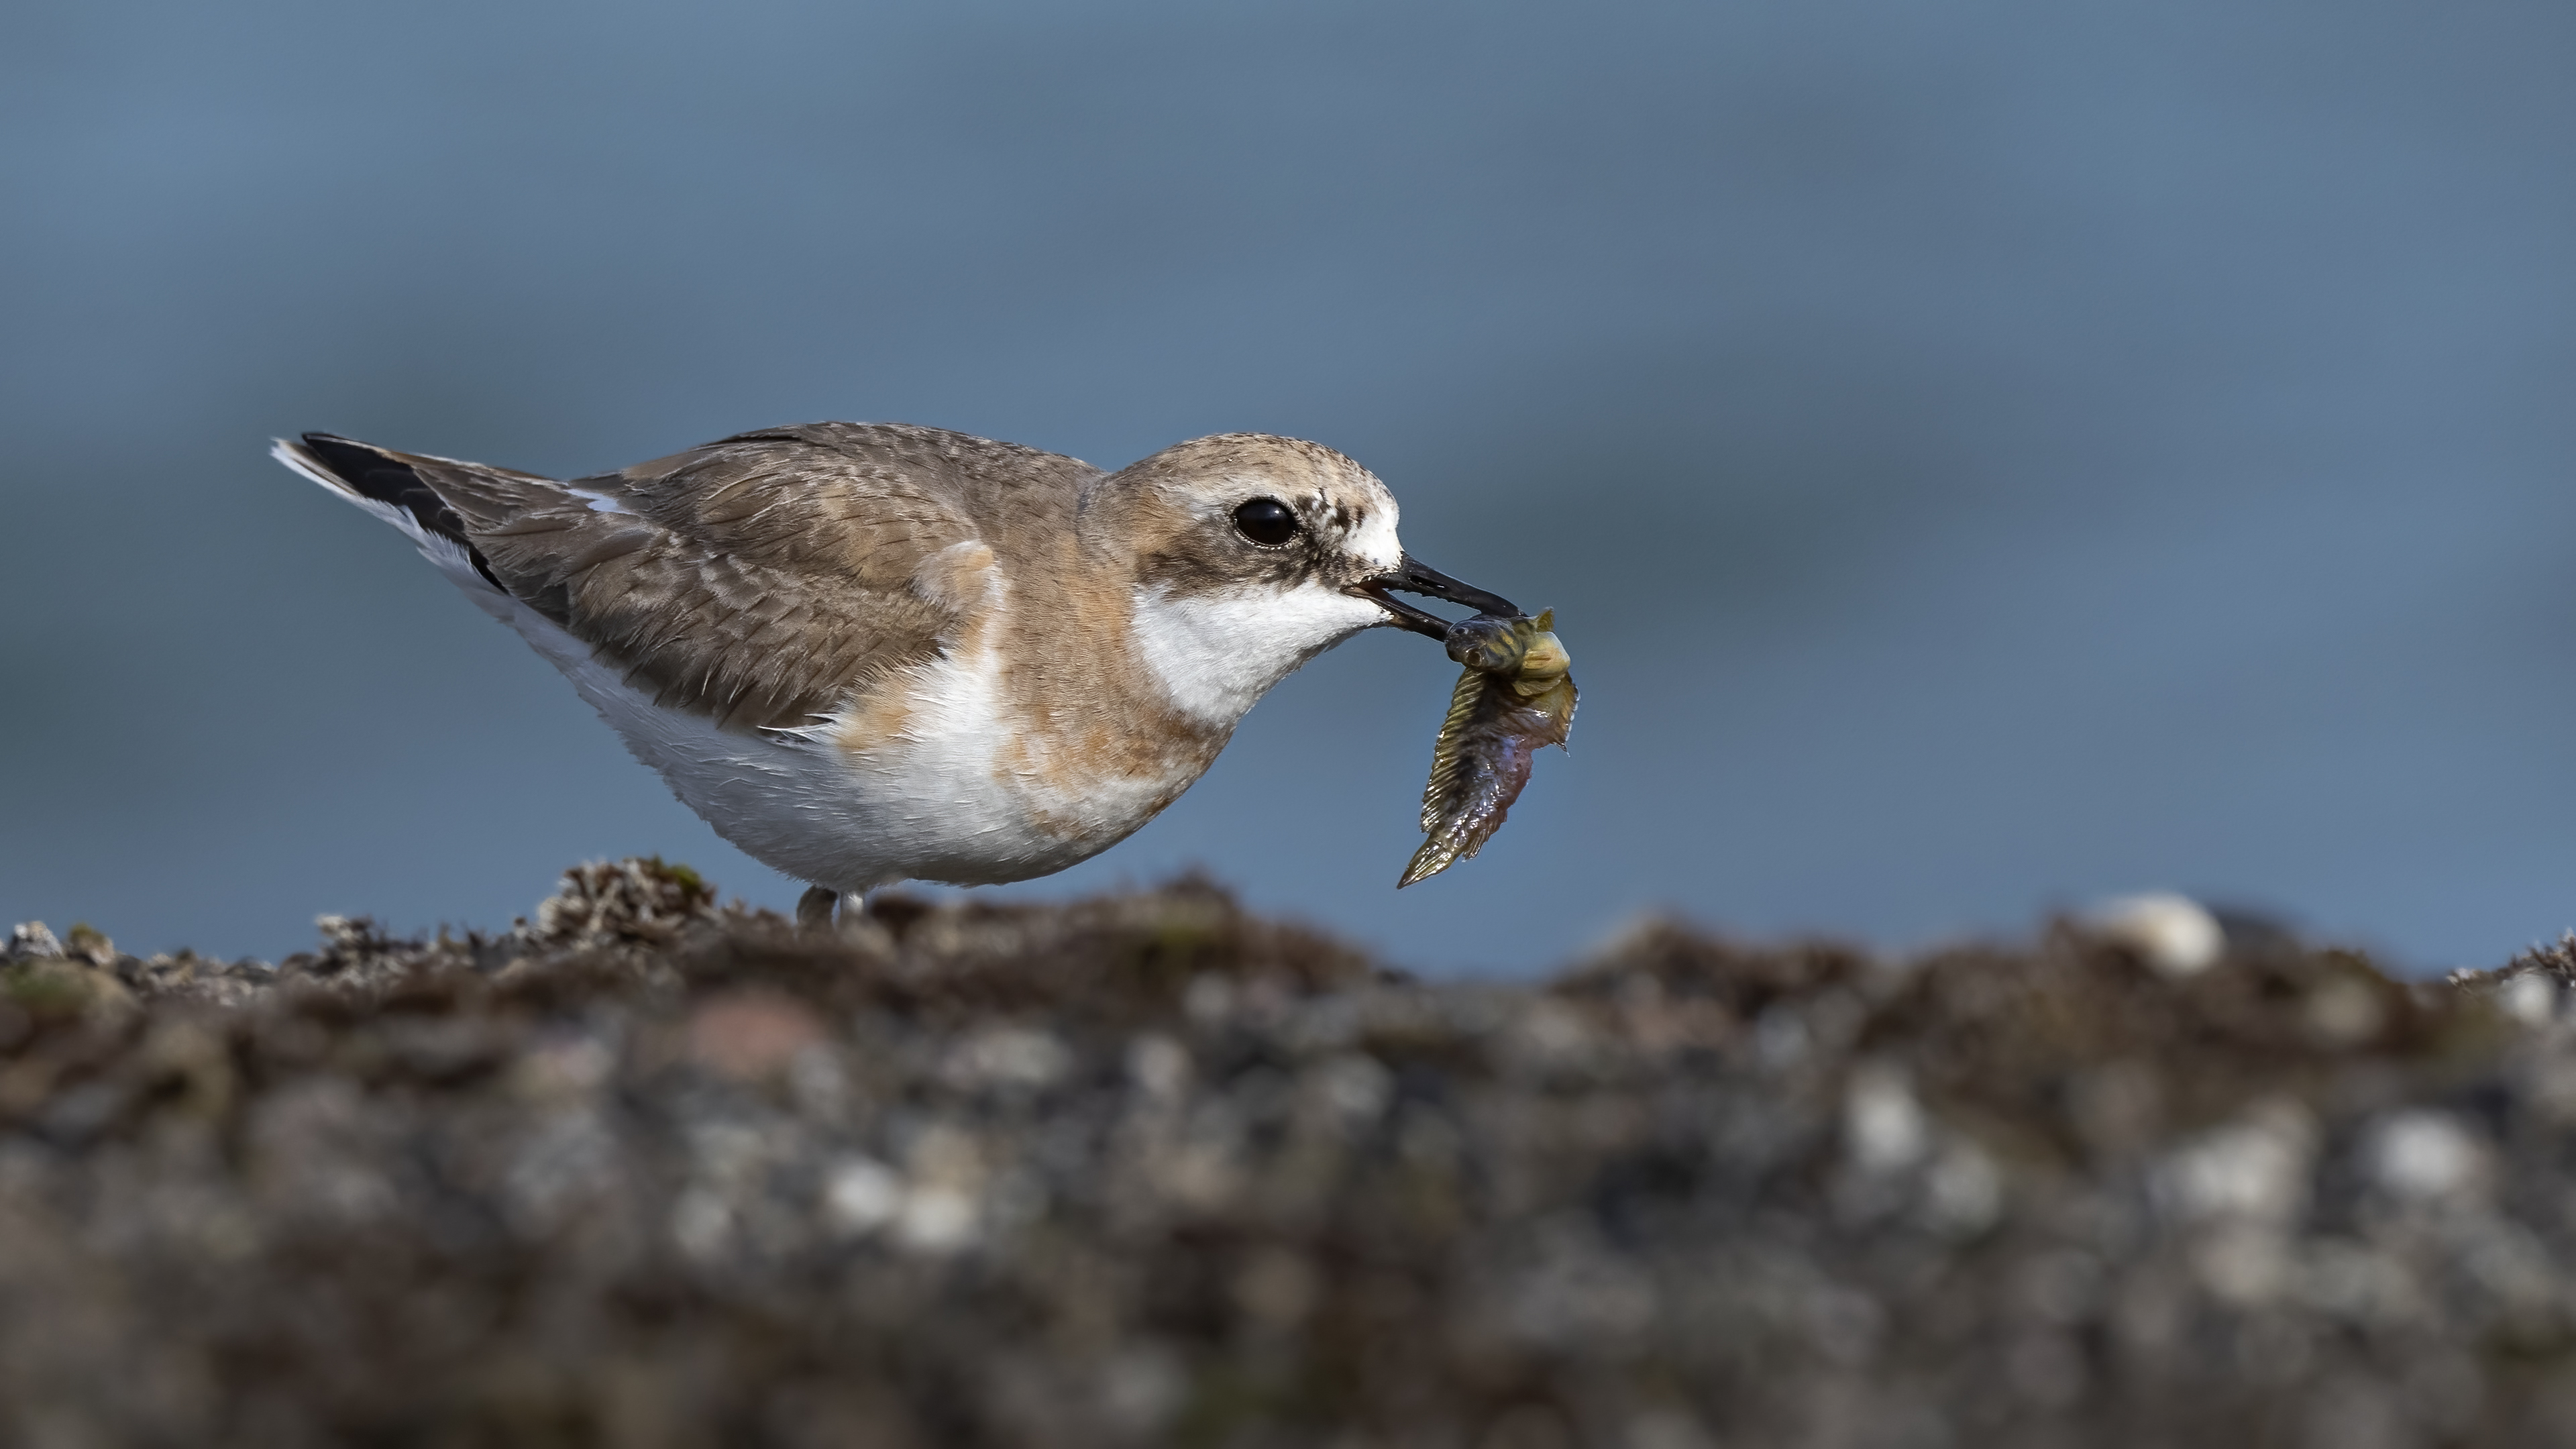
[6,863,2576,1448]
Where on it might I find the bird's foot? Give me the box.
[796,885,840,932]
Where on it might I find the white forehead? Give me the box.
[1340,491,1403,570]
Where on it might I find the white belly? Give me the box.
[480,590,1184,892]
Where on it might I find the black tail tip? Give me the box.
[291,432,509,594]
[295,432,390,487]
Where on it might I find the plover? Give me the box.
[274,423,1515,923]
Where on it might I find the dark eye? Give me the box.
[1232,497,1301,547]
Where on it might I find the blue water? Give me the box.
[5,0,2573,975]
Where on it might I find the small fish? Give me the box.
[1399,609,1576,887]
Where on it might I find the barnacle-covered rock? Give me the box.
[9,864,2576,1448]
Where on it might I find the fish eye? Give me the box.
[1231,497,1301,548]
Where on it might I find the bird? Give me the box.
[273,422,1515,926]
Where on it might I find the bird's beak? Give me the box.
[1348,553,1521,639]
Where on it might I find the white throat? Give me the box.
[1131,581,1387,727]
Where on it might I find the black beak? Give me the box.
[1348,553,1521,640]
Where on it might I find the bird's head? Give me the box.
[1085,433,1515,727]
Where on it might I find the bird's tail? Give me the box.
[271,432,505,592]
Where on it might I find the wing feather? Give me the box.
[358,423,1085,731]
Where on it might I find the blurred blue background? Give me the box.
[5,0,2573,974]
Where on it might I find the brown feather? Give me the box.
[365,423,1102,732]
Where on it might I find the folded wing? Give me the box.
[282,423,1068,732]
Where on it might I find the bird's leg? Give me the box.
[795,885,839,931]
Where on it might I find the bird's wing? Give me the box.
[321,423,1084,731]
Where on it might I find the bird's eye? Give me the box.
[1232,497,1301,547]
